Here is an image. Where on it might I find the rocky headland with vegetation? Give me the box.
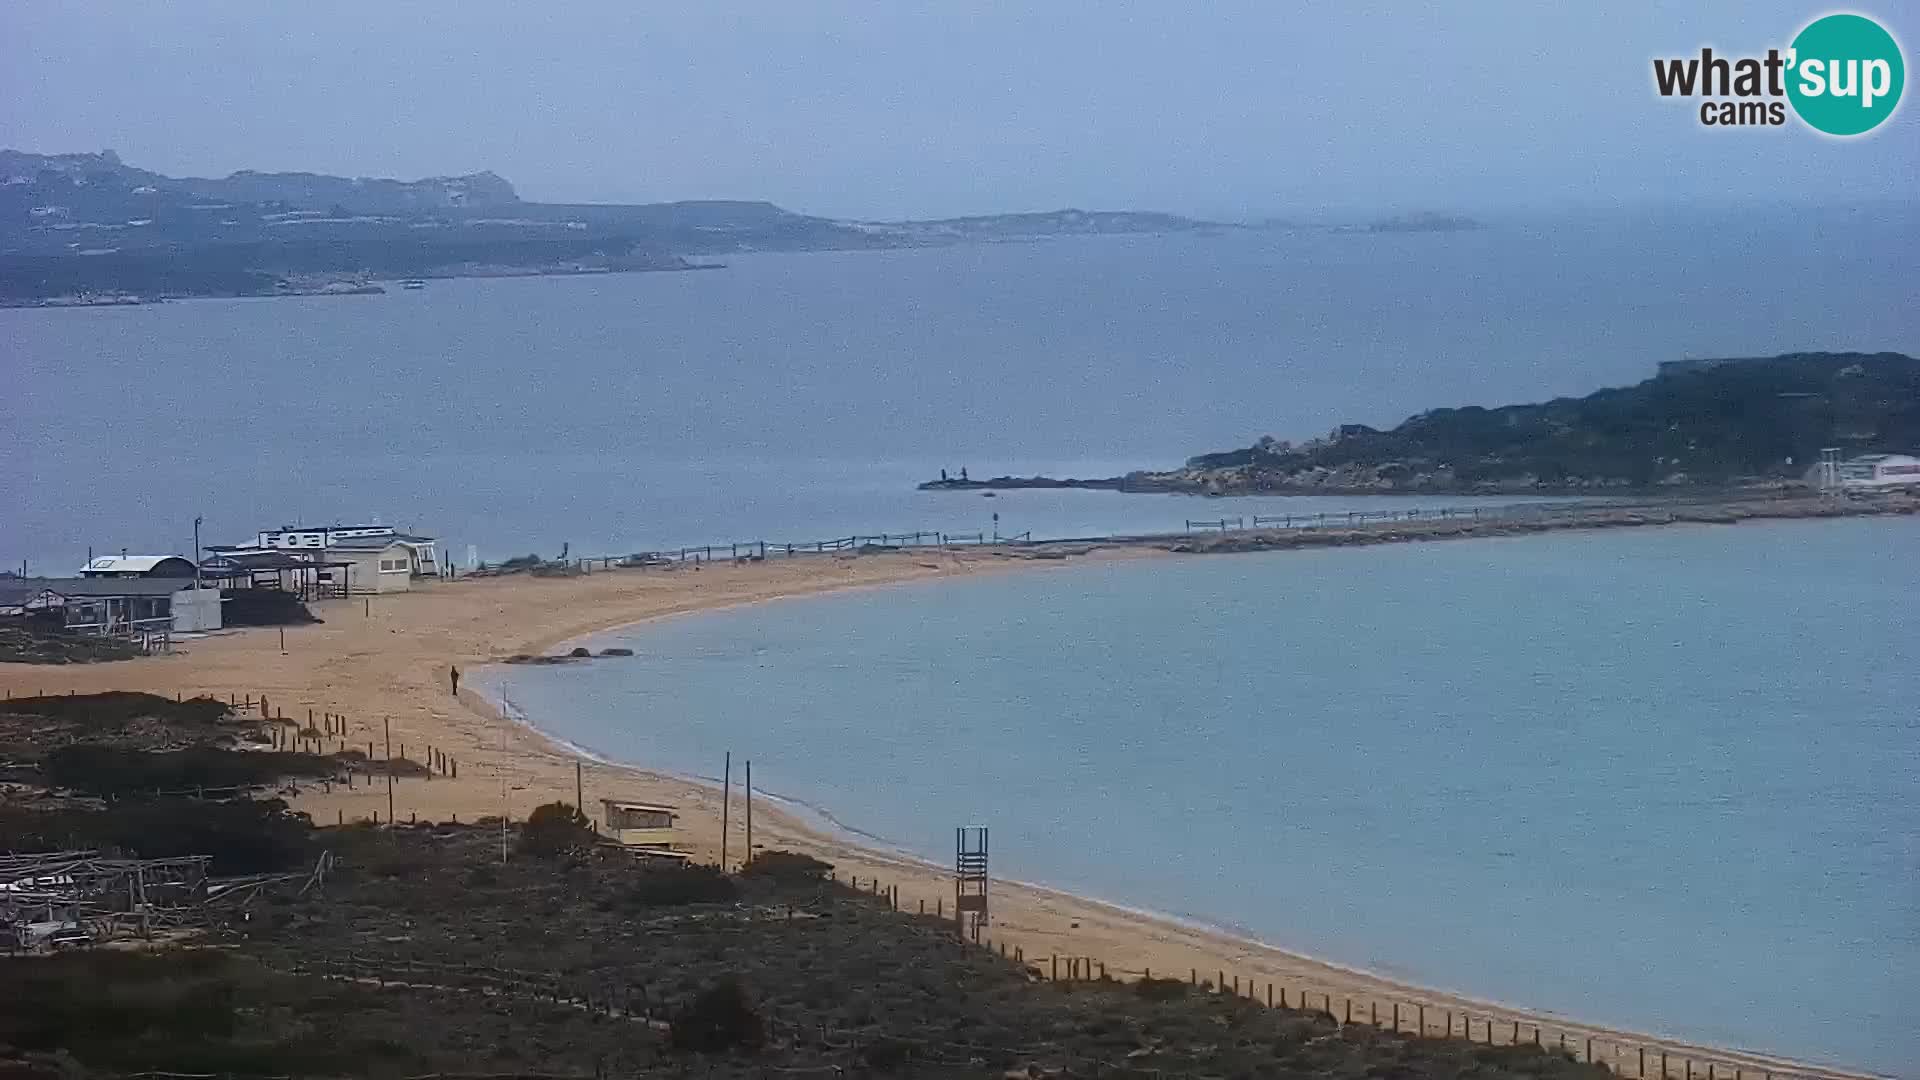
[926,352,1918,497]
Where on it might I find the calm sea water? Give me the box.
[6,210,1918,568]
[488,516,1920,1074]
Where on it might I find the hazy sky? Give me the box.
[3,2,1914,219]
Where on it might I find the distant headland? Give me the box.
[1,149,1480,305]
[922,352,1920,496]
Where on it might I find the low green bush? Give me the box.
[518,801,595,857]
[628,863,738,907]
[669,976,764,1053]
[739,849,833,885]
[42,744,339,797]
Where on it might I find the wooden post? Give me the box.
[744,760,753,863]
[575,760,583,812]
[1418,1003,1424,1034]
[1051,955,1058,980]
[1345,998,1351,1024]
[1371,1000,1377,1026]
[383,717,394,824]
[720,751,731,871]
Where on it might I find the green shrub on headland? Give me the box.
[42,744,340,797]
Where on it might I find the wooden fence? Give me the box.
[823,869,1852,1080]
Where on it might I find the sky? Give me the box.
[2,1,1915,220]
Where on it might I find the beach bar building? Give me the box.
[197,550,354,601]
[321,535,422,594]
[252,525,441,577]
[599,800,679,851]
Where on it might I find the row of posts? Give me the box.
[823,865,1786,1080]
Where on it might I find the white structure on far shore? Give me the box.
[1838,453,1920,490]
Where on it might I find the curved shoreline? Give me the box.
[467,557,1884,1080]
[0,532,1891,1079]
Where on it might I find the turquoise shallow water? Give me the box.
[489,517,1920,1074]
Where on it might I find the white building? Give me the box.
[1839,453,1920,490]
[320,536,421,594]
[248,525,440,577]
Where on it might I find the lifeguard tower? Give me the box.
[956,825,989,941]
[600,799,682,855]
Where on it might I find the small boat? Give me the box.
[399,279,427,290]
[981,491,997,498]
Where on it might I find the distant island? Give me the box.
[923,352,1920,495]
[0,150,1487,305]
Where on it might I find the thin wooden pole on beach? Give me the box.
[575,760,583,812]
[720,752,731,871]
[745,760,753,866]
[384,717,394,825]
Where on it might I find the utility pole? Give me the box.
[193,515,203,592]
[499,722,509,864]
[744,760,753,868]
[720,752,732,871]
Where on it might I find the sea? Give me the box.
[5,205,1917,567]
[7,209,1920,1071]
[486,517,1920,1074]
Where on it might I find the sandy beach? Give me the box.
[0,543,1882,1080]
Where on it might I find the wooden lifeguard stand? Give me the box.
[600,799,684,857]
[955,825,989,941]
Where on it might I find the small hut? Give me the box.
[599,800,679,851]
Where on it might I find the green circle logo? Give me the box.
[1786,14,1905,135]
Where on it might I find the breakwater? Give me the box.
[1156,491,1917,553]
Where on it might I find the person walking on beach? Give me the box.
[450,665,460,696]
